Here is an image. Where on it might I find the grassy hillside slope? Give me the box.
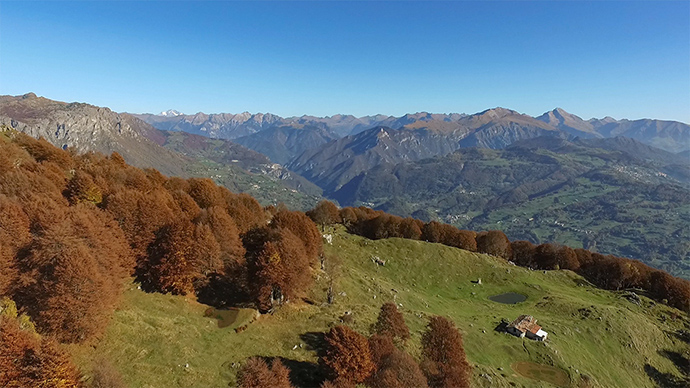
[70,228,689,387]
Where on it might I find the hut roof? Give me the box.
[508,315,542,334]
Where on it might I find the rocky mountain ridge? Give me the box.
[0,93,322,207]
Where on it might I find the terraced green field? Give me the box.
[70,228,690,387]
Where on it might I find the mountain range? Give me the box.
[3,93,689,278]
[136,106,690,154]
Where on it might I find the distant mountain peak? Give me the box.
[477,107,518,118]
[159,109,183,117]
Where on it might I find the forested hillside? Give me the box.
[333,138,690,278]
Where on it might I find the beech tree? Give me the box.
[145,217,219,295]
[195,206,246,270]
[186,178,224,209]
[64,170,102,205]
[374,302,410,341]
[398,218,423,240]
[271,209,323,263]
[246,227,312,311]
[369,349,428,388]
[223,191,266,233]
[170,189,202,220]
[18,228,114,342]
[236,357,294,388]
[368,334,396,367]
[0,316,83,388]
[320,378,355,388]
[510,240,536,267]
[307,200,341,227]
[0,196,31,296]
[421,316,471,388]
[476,230,511,259]
[338,207,357,227]
[321,325,375,384]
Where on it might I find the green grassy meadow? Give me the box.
[70,227,690,387]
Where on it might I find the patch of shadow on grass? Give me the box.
[670,329,690,345]
[494,320,509,333]
[659,350,690,377]
[196,274,251,308]
[276,357,326,388]
[644,364,689,388]
[300,332,327,357]
[572,278,592,288]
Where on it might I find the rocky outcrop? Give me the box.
[0,93,188,176]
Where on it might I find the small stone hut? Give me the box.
[507,315,548,341]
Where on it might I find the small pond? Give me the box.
[489,292,527,304]
[511,361,570,387]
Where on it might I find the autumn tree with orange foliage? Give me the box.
[271,209,323,263]
[510,240,536,267]
[14,134,73,170]
[64,170,103,205]
[476,230,512,259]
[0,315,83,388]
[186,178,224,209]
[320,378,356,388]
[104,187,176,262]
[368,334,397,367]
[195,206,245,269]
[222,191,266,233]
[244,227,312,311]
[144,216,225,295]
[374,302,410,341]
[13,204,131,343]
[422,221,477,252]
[321,325,375,384]
[421,316,471,388]
[0,196,31,295]
[307,200,341,228]
[236,357,294,388]
[369,349,428,388]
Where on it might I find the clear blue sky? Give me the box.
[1,1,689,122]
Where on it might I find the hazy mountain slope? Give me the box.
[332,138,690,277]
[234,124,338,164]
[289,108,567,194]
[133,111,284,139]
[287,126,466,193]
[147,129,322,198]
[0,93,189,176]
[590,118,690,153]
